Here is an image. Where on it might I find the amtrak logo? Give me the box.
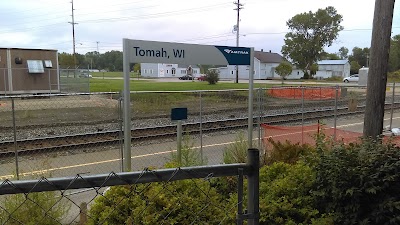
[224,49,249,55]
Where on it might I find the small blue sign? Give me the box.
[171,108,188,121]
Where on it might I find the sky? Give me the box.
[0,0,399,56]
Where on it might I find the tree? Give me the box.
[338,46,349,59]
[348,47,370,68]
[350,61,361,74]
[320,52,341,60]
[275,61,293,83]
[281,6,343,78]
[389,34,400,72]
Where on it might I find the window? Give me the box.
[27,60,44,73]
[166,70,169,74]
[44,60,52,68]
[172,68,176,75]
[231,71,234,75]
[150,69,154,74]
[181,70,186,74]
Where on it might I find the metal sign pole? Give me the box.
[122,39,132,172]
[177,120,182,166]
[248,48,255,148]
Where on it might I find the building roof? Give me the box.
[0,47,57,52]
[177,64,200,69]
[317,60,348,65]
[254,51,283,63]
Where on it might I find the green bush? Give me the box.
[223,132,249,164]
[0,191,70,225]
[164,134,206,168]
[224,162,331,225]
[313,138,400,224]
[205,69,220,85]
[264,138,316,165]
[259,162,331,225]
[88,180,227,224]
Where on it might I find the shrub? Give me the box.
[223,132,249,164]
[223,162,331,225]
[88,180,226,224]
[264,138,316,165]
[313,138,400,224]
[259,162,331,225]
[164,134,206,168]
[0,191,70,225]
[205,69,220,85]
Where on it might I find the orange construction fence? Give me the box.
[261,123,400,148]
[267,87,340,100]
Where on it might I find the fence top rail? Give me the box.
[0,92,120,100]
[0,163,249,195]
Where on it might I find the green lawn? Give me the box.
[89,79,274,92]
[91,72,139,78]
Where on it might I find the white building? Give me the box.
[217,50,304,80]
[316,60,350,78]
[140,63,200,78]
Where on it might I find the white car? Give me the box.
[343,74,359,83]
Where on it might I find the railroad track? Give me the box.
[0,103,399,158]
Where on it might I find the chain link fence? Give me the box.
[1,84,400,224]
[0,149,259,225]
[2,86,400,180]
[0,92,123,180]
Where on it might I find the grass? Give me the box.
[89,79,273,92]
[91,72,139,78]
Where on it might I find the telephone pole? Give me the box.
[363,0,395,138]
[234,0,243,83]
[69,0,78,70]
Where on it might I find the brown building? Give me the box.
[0,48,59,95]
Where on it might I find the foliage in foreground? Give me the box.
[313,138,400,225]
[88,180,227,225]
[0,191,70,225]
[259,162,332,225]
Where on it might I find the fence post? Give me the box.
[177,120,183,166]
[199,91,204,164]
[247,148,259,225]
[79,202,87,225]
[390,82,395,130]
[118,92,124,172]
[12,98,19,180]
[301,87,305,144]
[334,85,339,141]
[237,168,244,225]
[257,88,262,149]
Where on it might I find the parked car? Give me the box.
[343,74,359,83]
[179,75,194,80]
[197,75,207,81]
[79,73,92,78]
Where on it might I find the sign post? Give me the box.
[171,107,188,166]
[123,39,253,171]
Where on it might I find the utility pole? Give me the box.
[234,0,243,83]
[363,0,395,139]
[96,41,99,53]
[69,0,78,71]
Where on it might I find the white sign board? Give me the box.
[121,38,254,172]
[123,39,251,65]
